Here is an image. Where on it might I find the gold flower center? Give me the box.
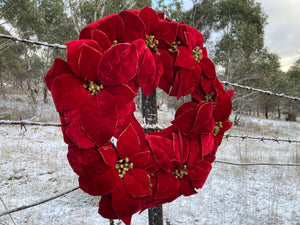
[192,46,203,63]
[168,40,181,53]
[112,40,118,45]
[203,93,214,103]
[145,34,159,52]
[212,121,223,136]
[83,80,103,96]
[172,165,188,179]
[115,157,133,179]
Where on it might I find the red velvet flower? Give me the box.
[78,123,155,224]
[146,132,214,208]
[45,40,138,148]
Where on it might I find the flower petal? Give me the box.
[181,177,197,196]
[98,43,138,86]
[98,143,118,167]
[158,49,174,94]
[157,20,177,43]
[66,40,102,77]
[65,117,95,149]
[67,146,100,175]
[175,46,196,70]
[154,171,181,199]
[98,14,125,42]
[146,135,174,173]
[117,123,140,159]
[191,102,215,134]
[201,134,216,156]
[81,91,117,147]
[119,10,146,42]
[138,6,159,34]
[124,169,152,198]
[78,44,102,81]
[131,151,150,169]
[79,161,120,196]
[51,74,90,112]
[98,194,118,220]
[45,58,72,91]
[91,29,112,50]
[104,84,136,109]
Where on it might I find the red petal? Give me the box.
[98,144,118,167]
[154,171,181,199]
[79,161,120,196]
[158,49,174,94]
[188,139,202,166]
[191,102,215,134]
[104,84,136,109]
[91,29,111,50]
[200,58,216,79]
[66,40,101,77]
[175,46,196,70]
[98,194,118,219]
[172,108,198,138]
[176,68,200,99]
[175,101,198,118]
[67,146,99,175]
[81,91,117,147]
[119,10,146,42]
[181,177,197,196]
[78,44,102,81]
[150,125,178,140]
[138,6,159,34]
[117,123,140,159]
[51,74,90,112]
[124,169,152,198]
[157,20,177,43]
[79,21,99,39]
[98,14,125,42]
[112,182,143,218]
[45,58,72,91]
[201,134,216,156]
[98,43,138,86]
[138,50,163,97]
[65,117,95,149]
[214,88,233,122]
[146,135,174,173]
[131,151,150,169]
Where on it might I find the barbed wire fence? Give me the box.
[0,33,299,222]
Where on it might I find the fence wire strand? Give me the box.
[222,80,300,102]
[0,187,79,218]
[0,34,66,49]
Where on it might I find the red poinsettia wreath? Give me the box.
[45,6,233,225]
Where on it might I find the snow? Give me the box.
[0,98,299,225]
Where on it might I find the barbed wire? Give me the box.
[0,34,66,49]
[1,33,300,102]
[0,187,79,218]
[222,81,300,102]
[214,160,300,167]
[1,120,299,144]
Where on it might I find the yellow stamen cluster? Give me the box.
[212,121,223,136]
[168,40,181,53]
[83,80,104,96]
[192,46,203,63]
[112,40,118,45]
[145,34,159,52]
[115,157,133,179]
[172,165,188,179]
[203,93,214,103]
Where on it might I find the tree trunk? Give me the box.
[277,104,281,119]
[265,106,268,119]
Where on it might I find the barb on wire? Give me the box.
[224,134,300,144]
[214,160,300,167]
[222,80,300,102]
[0,34,66,49]
[0,187,79,218]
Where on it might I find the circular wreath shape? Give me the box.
[45,6,233,225]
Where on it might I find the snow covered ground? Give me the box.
[0,93,299,225]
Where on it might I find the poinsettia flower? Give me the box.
[171,101,215,139]
[118,6,177,96]
[79,14,125,50]
[78,123,156,224]
[146,132,214,208]
[45,40,138,147]
[170,23,217,99]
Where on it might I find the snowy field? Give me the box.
[0,93,299,225]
